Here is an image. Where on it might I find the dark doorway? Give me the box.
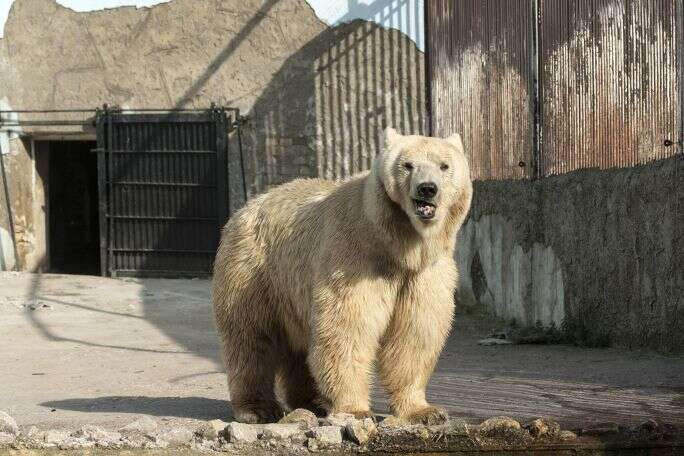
[48,141,100,275]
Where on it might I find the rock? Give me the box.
[324,412,356,427]
[261,423,301,440]
[156,428,194,447]
[378,415,409,429]
[560,430,578,441]
[435,418,469,437]
[119,431,153,448]
[43,429,70,446]
[0,432,15,446]
[308,425,343,446]
[290,432,308,445]
[525,418,561,438]
[478,338,513,346]
[279,408,318,429]
[367,424,436,453]
[479,416,522,438]
[345,417,377,445]
[196,419,227,440]
[72,424,116,440]
[72,425,122,447]
[118,418,158,448]
[581,422,619,436]
[226,422,259,443]
[637,419,659,435]
[119,416,158,435]
[323,412,377,444]
[143,435,169,449]
[25,426,41,440]
[0,412,18,436]
[306,437,319,451]
[58,437,94,450]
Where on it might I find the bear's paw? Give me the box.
[406,406,449,426]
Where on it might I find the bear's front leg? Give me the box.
[378,258,456,425]
[308,279,392,419]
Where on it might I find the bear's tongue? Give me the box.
[416,201,435,219]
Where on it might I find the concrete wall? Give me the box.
[0,135,48,272]
[1,1,425,48]
[456,156,683,352]
[0,0,425,269]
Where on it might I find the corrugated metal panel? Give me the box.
[249,18,425,195]
[427,0,535,180]
[539,0,681,175]
[97,111,228,277]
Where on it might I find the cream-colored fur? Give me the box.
[213,128,472,424]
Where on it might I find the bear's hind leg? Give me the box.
[277,350,326,416]
[217,283,285,424]
[223,329,285,423]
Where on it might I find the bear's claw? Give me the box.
[406,406,449,425]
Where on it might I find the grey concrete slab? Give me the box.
[0,272,682,431]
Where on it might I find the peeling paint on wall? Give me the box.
[428,0,681,180]
[456,215,566,328]
[427,0,534,180]
[0,226,16,270]
[0,98,21,146]
[540,0,680,174]
[431,41,532,180]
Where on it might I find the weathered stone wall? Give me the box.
[0,136,47,271]
[0,150,17,270]
[456,156,683,352]
[0,0,425,268]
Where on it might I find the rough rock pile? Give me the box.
[0,409,679,454]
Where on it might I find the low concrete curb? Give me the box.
[0,410,681,455]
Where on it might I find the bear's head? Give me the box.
[375,127,472,236]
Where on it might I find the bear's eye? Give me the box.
[403,162,414,171]
[440,163,449,171]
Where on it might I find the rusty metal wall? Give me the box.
[427,0,683,179]
[427,0,535,180]
[539,0,682,175]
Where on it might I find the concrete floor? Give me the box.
[1,272,682,431]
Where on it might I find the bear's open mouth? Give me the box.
[413,199,436,220]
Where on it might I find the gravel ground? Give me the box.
[1,272,682,432]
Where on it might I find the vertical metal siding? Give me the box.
[427,0,682,179]
[427,0,535,180]
[538,0,681,175]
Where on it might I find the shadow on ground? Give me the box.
[23,273,222,363]
[41,397,232,422]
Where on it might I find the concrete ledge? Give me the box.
[0,410,681,455]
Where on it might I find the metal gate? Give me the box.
[95,107,230,277]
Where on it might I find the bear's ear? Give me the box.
[384,127,401,148]
[445,133,464,152]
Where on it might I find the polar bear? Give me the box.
[213,128,472,425]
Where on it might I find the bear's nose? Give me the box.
[417,182,438,198]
